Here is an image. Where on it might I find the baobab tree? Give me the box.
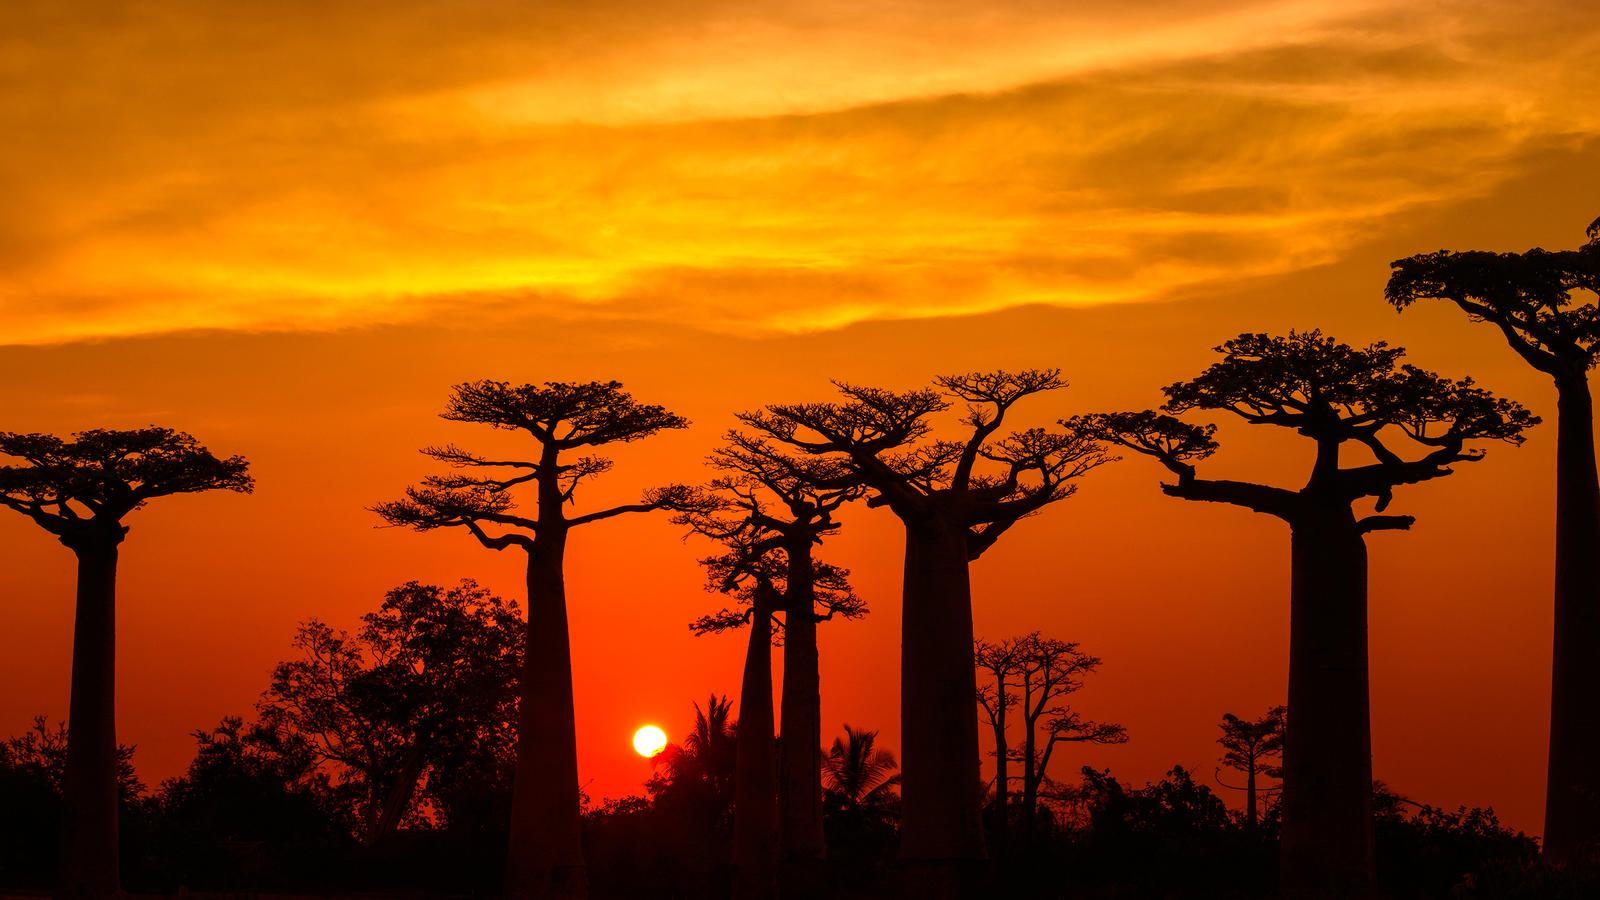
[678,431,866,898]
[1073,331,1536,899]
[1216,706,1285,831]
[373,381,705,900]
[0,427,252,897]
[741,371,1111,895]
[1387,220,1600,861]
[975,632,1124,855]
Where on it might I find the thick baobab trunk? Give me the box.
[899,520,986,899]
[778,552,825,883]
[59,538,121,899]
[1279,513,1375,900]
[506,537,587,900]
[733,601,779,900]
[1544,376,1600,863]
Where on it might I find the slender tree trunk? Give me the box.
[778,553,826,897]
[899,520,985,899]
[1279,512,1375,900]
[1245,760,1257,832]
[991,701,1009,862]
[1019,714,1038,850]
[1544,376,1600,863]
[59,538,121,899]
[368,739,430,845]
[506,536,587,900]
[733,599,779,900]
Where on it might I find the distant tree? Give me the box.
[0,718,143,889]
[0,427,251,897]
[649,694,740,839]
[679,429,866,896]
[740,371,1111,893]
[1074,331,1536,899]
[822,726,901,827]
[1215,706,1285,831]
[257,580,523,844]
[1387,221,1600,862]
[976,633,1125,855]
[373,381,706,900]
[158,716,335,841]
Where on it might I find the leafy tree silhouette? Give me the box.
[257,580,523,844]
[822,725,901,827]
[0,427,251,897]
[739,370,1111,896]
[1215,706,1285,831]
[372,380,706,900]
[678,428,867,897]
[1072,331,1536,899]
[975,633,1125,859]
[1387,219,1600,862]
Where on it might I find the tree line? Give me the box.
[1,221,1596,899]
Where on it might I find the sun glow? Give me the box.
[632,724,668,758]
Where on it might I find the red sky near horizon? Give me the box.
[2,0,1598,836]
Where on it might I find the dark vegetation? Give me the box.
[1,219,1597,898]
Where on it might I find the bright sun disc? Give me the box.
[632,724,667,757]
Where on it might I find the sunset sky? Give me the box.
[2,0,1598,834]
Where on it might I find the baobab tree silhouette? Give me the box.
[372,381,707,900]
[677,430,867,899]
[1073,331,1536,900]
[740,371,1111,898]
[1387,220,1600,863]
[0,427,251,898]
[1215,706,1285,831]
[975,632,1125,861]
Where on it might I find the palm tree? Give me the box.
[822,726,901,822]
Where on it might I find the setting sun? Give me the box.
[632,725,668,758]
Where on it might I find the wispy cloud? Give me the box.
[1,0,1596,344]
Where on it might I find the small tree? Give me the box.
[1216,706,1285,831]
[1074,332,1535,899]
[976,632,1125,854]
[1387,221,1600,860]
[0,427,251,896]
[740,371,1111,893]
[373,380,702,900]
[257,580,523,843]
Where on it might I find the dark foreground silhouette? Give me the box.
[0,699,1589,900]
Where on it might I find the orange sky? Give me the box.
[2,0,1598,835]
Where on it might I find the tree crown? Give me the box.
[1386,220,1600,378]
[738,370,1111,556]
[373,379,703,549]
[1071,331,1537,529]
[0,427,252,541]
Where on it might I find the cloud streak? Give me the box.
[1,0,1596,344]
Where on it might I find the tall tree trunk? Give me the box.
[505,537,587,900]
[59,538,121,899]
[733,600,779,900]
[991,700,1009,862]
[1245,760,1257,832]
[1544,376,1600,863]
[368,738,430,845]
[1019,711,1038,849]
[778,552,825,897]
[899,520,986,899]
[1279,512,1375,900]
